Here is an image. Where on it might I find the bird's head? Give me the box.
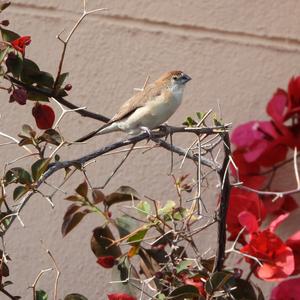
[158,70,192,89]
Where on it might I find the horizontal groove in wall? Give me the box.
[8,3,300,54]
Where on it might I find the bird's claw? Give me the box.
[140,126,153,141]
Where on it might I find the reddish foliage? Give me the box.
[11,36,31,55]
[9,87,27,105]
[107,294,136,300]
[263,194,298,216]
[270,277,300,300]
[226,188,266,243]
[231,149,265,189]
[97,256,115,269]
[182,274,206,297]
[32,103,55,129]
[241,229,294,281]
[286,231,300,275]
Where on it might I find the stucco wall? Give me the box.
[1,1,300,299]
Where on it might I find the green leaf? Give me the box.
[6,167,32,185]
[205,271,235,296]
[0,28,19,42]
[0,1,11,12]
[64,294,88,300]
[127,227,148,244]
[20,58,40,84]
[39,129,62,145]
[173,207,188,221]
[13,186,28,201]
[196,112,205,120]
[105,186,140,207]
[75,181,88,198]
[182,116,197,127]
[229,279,257,300]
[36,290,48,300]
[6,52,23,77]
[136,200,151,215]
[33,71,54,88]
[158,200,175,216]
[31,158,50,182]
[0,47,9,63]
[168,285,202,300]
[115,214,137,238]
[4,169,17,185]
[176,260,192,273]
[91,225,122,258]
[56,72,69,88]
[19,124,36,138]
[27,91,49,102]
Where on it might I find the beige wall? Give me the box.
[1,1,300,299]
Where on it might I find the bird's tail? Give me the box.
[75,122,118,143]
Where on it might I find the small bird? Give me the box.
[76,70,191,142]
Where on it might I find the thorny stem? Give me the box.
[213,132,231,272]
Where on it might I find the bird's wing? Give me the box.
[108,83,162,124]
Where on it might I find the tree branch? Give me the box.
[213,132,231,272]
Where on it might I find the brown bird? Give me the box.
[76,70,191,142]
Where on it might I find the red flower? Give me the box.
[263,194,298,216]
[97,256,115,268]
[227,188,266,243]
[286,231,300,275]
[231,120,290,167]
[270,278,300,300]
[231,149,265,188]
[241,214,294,281]
[11,36,31,55]
[32,103,55,129]
[107,294,136,300]
[183,275,206,297]
[286,76,300,120]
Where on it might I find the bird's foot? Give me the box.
[158,123,171,140]
[140,126,153,140]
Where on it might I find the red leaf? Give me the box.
[9,87,27,105]
[108,294,136,300]
[32,103,55,129]
[97,256,115,268]
[11,36,31,55]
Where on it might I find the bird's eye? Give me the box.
[172,76,179,80]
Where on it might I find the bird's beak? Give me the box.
[181,74,192,84]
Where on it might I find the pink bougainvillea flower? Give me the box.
[108,293,136,300]
[231,120,291,166]
[96,256,115,269]
[11,36,31,55]
[286,231,300,275]
[32,103,55,129]
[286,76,300,120]
[226,188,266,243]
[241,229,294,281]
[238,211,258,234]
[263,194,298,216]
[231,149,265,189]
[270,277,300,300]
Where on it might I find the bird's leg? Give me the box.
[140,126,153,140]
[158,122,171,140]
